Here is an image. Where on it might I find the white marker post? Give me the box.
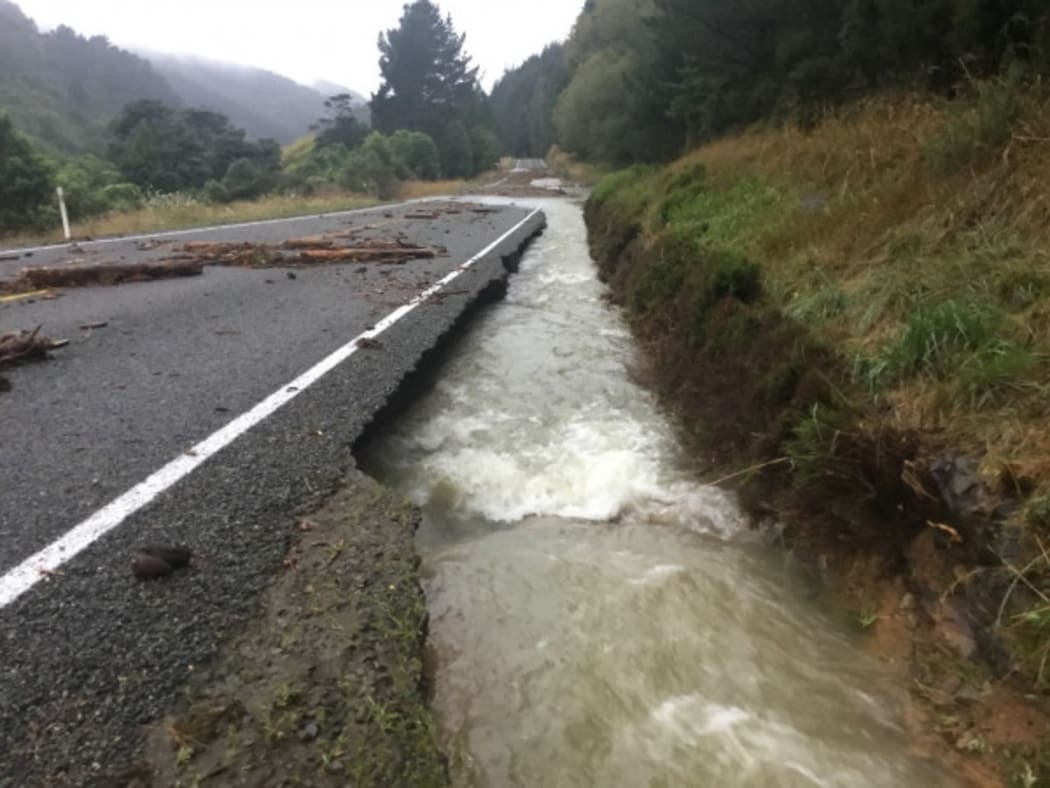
[56,186,71,241]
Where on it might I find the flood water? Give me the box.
[361,199,953,786]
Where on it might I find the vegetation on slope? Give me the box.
[0,0,177,154]
[585,81,1050,780]
[0,0,502,239]
[494,0,1050,165]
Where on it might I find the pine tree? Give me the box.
[370,0,491,174]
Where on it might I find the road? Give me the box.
[0,200,545,785]
[512,158,546,172]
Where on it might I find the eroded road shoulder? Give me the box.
[0,200,544,787]
[137,474,445,787]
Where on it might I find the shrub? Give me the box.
[469,126,502,174]
[201,179,230,204]
[222,158,267,201]
[389,130,441,180]
[341,132,401,199]
[99,182,144,211]
[923,74,1023,176]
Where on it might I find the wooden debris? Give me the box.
[280,237,337,250]
[132,553,175,579]
[181,242,279,266]
[79,321,109,331]
[12,260,203,290]
[140,545,193,569]
[132,545,193,579]
[182,237,434,267]
[0,326,68,368]
[0,289,53,304]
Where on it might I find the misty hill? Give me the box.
[145,54,368,145]
[0,0,178,153]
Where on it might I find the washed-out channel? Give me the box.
[361,199,954,787]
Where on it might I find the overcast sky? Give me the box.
[14,0,583,93]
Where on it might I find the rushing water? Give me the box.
[362,200,953,787]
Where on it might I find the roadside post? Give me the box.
[56,186,71,241]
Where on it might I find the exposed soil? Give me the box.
[131,472,446,787]
[584,200,1050,786]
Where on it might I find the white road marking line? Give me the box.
[0,208,542,609]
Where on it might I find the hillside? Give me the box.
[0,0,178,153]
[0,1,372,154]
[145,55,368,144]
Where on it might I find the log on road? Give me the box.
[11,260,204,291]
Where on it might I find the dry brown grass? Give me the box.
[676,89,1050,492]
[1,191,378,248]
[683,90,1050,267]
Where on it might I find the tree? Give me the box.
[342,132,402,199]
[370,1,494,175]
[469,125,502,173]
[490,45,570,157]
[438,120,474,178]
[222,158,266,200]
[389,129,441,179]
[313,94,369,149]
[109,100,281,193]
[0,114,54,232]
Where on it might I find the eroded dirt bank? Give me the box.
[584,181,1050,785]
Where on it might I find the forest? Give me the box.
[0,0,498,235]
[493,0,1050,162]
[5,0,1050,235]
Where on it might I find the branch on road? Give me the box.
[0,326,68,391]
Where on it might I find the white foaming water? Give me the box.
[368,199,744,539]
[363,199,953,787]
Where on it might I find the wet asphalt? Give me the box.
[0,200,544,786]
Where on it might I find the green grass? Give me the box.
[784,404,849,488]
[850,298,1036,403]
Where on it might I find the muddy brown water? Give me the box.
[362,199,956,787]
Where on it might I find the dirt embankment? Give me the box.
[584,90,1050,784]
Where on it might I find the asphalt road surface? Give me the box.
[512,158,547,172]
[0,200,545,785]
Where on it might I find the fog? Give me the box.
[14,0,582,93]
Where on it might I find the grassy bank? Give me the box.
[586,81,1050,782]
